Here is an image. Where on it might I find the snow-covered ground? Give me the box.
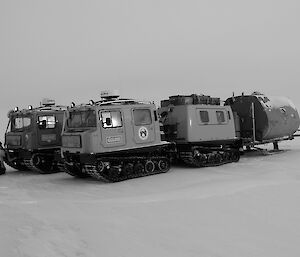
[1,140,300,257]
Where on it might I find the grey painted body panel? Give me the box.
[159,103,237,143]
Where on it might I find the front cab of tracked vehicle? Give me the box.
[61,90,171,181]
[4,99,67,172]
[159,94,241,167]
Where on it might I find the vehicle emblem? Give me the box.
[138,126,148,140]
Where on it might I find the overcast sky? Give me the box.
[1,0,300,136]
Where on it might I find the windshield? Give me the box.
[11,116,31,131]
[67,110,97,128]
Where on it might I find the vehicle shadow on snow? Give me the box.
[52,174,108,185]
[5,169,42,176]
[4,167,114,185]
[241,148,291,158]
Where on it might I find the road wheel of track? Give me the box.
[195,153,206,167]
[123,163,134,177]
[158,158,170,172]
[134,162,144,175]
[214,153,222,164]
[144,160,155,173]
[222,152,230,161]
[108,167,121,181]
[207,153,215,164]
[96,161,105,173]
[231,151,240,162]
[31,154,41,166]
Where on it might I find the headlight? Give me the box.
[62,135,81,148]
[6,135,21,146]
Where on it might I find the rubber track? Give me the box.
[63,162,91,178]
[23,158,61,174]
[4,159,29,171]
[82,156,170,182]
[179,150,240,167]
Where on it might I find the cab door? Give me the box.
[99,109,126,148]
[37,114,61,147]
[132,108,155,144]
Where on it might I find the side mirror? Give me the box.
[105,117,112,126]
[38,120,47,129]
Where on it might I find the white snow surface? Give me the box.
[1,140,300,257]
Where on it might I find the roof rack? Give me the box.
[161,94,221,107]
[95,98,152,106]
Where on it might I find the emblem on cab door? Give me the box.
[138,126,148,140]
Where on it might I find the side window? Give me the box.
[133,109,152,125]
[200,111,209,123]
[101,111,122,128]
[38,116,56,129]
[216,111,225,123]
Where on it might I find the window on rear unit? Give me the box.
[199,111,209,123]
[133,109,152,125]
[216,111,225,123]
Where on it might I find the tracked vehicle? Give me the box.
[61,90,172,182]
[4,99,67,173]
[159,94,241,167]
